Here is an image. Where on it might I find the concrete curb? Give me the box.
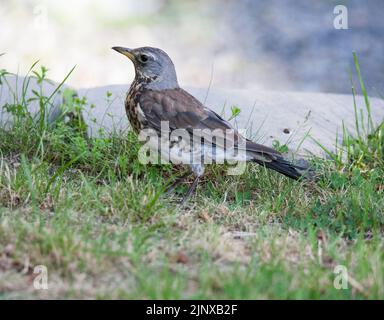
[1,75,383,158]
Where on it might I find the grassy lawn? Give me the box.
[0,58,383,299]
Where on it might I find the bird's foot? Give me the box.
[178,176,200,205]
[164,172,190,195]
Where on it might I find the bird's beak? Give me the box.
[112,46,135,61]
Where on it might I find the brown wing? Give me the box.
[139,88,281,161]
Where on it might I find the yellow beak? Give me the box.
[112,46,135,61]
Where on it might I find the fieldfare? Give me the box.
[112,46,308,202]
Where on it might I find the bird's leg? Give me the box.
[164,171,191,194]
[180,164,204,204]
[180,175,200,205]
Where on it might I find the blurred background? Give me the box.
[1,0,383,94]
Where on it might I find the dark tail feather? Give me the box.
[254,156,311,180]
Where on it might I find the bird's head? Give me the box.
[112,46,179,90]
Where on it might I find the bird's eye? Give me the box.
[139,54,149,63]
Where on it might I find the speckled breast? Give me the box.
[125,80,144,134]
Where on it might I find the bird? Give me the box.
[112,46,309,202]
